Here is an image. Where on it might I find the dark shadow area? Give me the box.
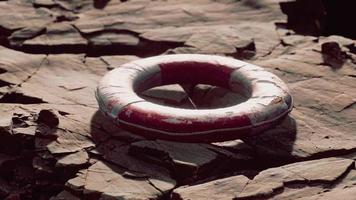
[242,115,298,169]
[228,41,256,60]
[0,67,7,74]
[0,26,12,49]
[93,0,111,9]
[279,0,356,39]
[2,31,184,57]
[0,92,47,104]
[0,79,12,87]
[86,37,184,57]
[0,110,86,199]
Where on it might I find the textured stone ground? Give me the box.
[0,0,355,199]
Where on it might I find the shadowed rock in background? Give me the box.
[280,0,356,39]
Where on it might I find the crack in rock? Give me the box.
[172,157,355,200]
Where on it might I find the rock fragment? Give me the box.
[65,169,87,194]
[321,41,348,68]
[83,161,164,200]
[96,143,176,192]
[37,109,59,128]
[172,175,249,200]
[8,26,46,46]
[130,140,220,182]
[55,150,89,168]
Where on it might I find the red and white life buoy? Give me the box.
[96,54,293,142]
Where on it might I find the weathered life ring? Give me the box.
[96,54,293,142]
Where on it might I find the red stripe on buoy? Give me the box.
[118,104,251,134]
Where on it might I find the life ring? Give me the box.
[96,54,293,142]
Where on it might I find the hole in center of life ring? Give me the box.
[138,83,249,109]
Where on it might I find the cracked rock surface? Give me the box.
[0,0,355,199]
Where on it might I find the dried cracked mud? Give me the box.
[0,0,355,199]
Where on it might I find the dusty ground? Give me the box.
[0,0,355,199]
